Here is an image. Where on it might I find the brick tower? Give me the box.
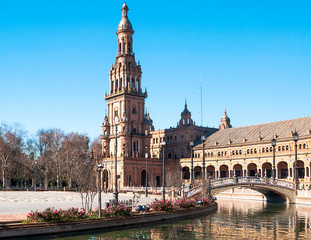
[102,3,153,159]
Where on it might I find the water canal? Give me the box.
[40,199,311,240]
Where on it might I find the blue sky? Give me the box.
[1,1,310,139]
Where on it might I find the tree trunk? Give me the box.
[44,173,48,190]
[2,166,6,188]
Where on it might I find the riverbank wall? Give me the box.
[216,188,311,205]
[0,203,217,239]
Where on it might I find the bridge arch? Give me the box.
[210,177,295,203]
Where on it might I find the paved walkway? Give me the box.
[0,191,157,223]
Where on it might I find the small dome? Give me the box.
[118,18,133,31]
[118,2,133,32]
[181,103,191,116]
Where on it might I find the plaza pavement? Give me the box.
[0,191,158,223]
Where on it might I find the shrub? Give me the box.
[26,207,88,223]
[150,200,174,212]
[195,196,211,206]
[174,199,197,209]
[91,204,132,218]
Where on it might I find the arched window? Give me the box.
[266,147,269,152]
[119,43,121,52]
[262,148,265,153]
[128,42,131,52]
[239,150,242,155]
[278,146,281,151]
[282,146,285,151]
[299,144,302,150]
[286,145,289,151]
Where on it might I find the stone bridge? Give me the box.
[185,177,296,203]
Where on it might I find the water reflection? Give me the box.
[51,199,311,240]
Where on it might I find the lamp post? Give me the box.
[114,115,119,204]
[97,164,103,218]
[161,141,166,201]
[201,135,206,180]
[190,141,194,183]
[145,152,148,197]
[293,130,299,190]
[271,138,276,181]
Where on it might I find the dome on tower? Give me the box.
[118,3,133,32]
[181,102,191,116]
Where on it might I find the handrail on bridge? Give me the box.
[211,176,295,190]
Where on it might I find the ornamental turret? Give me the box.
[219,108,232,129]
[179,100,193,126]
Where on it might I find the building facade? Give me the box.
[180,116,311,189]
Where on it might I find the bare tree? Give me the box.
[0,123,25,188]
[73,161,97,211]
[29,129,55,190]
[49,129,65,190]
[62,133,89,190]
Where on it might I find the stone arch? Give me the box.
[141,169,147,187]
[212,185,291,203]
[262,162,272,177]
[182,167,190,180]
[233,164,243,177]
[194,166,202,179]
[247,163,257,176]
[297,160,305,178]
[206,165,215,178]
[277,161,288,179]
[219,164,229,178]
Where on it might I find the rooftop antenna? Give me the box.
[200,78,203,128]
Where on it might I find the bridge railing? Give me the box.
[184,184,202,198]
[211,177,295,190]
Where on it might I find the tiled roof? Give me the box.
[197,116,311,148]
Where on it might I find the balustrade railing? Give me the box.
[210,177,295,189]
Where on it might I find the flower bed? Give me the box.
[150,197,212,212]
[25,198,214,223]
[26,207,88,223]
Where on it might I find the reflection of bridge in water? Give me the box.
[186,177,296,203]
